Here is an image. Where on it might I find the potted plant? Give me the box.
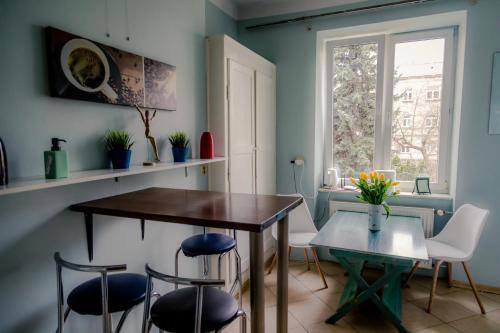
[350,171,400,232]
[168,131,190,162]
[104,130,134,169]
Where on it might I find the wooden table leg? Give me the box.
[250,232,265,333]
[277,215,289,333]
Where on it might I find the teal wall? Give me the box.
[0,0,233,332]
[237,0,500,287]
[206,0,238,39]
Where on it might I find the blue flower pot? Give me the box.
[172,147,189,162]
[110,149,132,169]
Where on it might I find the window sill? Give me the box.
[319,187,453,201]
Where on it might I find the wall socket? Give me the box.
[290,156,305,166]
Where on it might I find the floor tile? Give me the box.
[288,297,336,326]
[411,276,459,296]
[448,309,500,333]
[482,292,500,305]
[306,322,358,333]
[345,305,400,333]
[403,282,433,301]
[294,270,346,293]
[402,301,442,332]
[241,287,276,310]
[318,261,346,276]
[268,275,315,303]
[262,305,303,332]
[414,324,461,333]
[443,290,500,314]
[313,289,343,309]
[412,295,476,323]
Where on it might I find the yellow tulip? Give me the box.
[392,181,400,186]
[350,177,356,185]
[395,189,401,194]
[373,171,379,180]
[359,172,368,181]
[379,173,385,181]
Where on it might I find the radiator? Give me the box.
[329,200,434,268]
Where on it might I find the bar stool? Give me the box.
[142,264,247,333]
[175,228,242,301]
[54,252,148,333]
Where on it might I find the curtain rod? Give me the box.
[245,0,441,31]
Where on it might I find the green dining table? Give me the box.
[310,210,429,333]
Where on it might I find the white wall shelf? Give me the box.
[0,157,226,197]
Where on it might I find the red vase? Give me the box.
[200,132,214,159]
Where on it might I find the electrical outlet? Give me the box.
[290,156,305,166]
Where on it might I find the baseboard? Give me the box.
[236,251,276,297]
[451,279,500,295]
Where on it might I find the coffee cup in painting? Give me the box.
[60,38,118,102]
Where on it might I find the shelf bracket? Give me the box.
[84,213,94,262]
[185,167,188,177]
[140,219,145,240]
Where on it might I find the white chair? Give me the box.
[405,204,489,314]
[267,194,328,289]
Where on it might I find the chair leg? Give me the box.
[240,310,247,333]
[447,262,453,288]
[115,307,133,333]
[311,248,328,289]
[267,253,277,275]
[174,247,181,290]
[304,248,310,270]
[55,309,71,333]
[462,261,486,314]
[403,261,420,288]
[288,246,292,260]
[427,259,443,313]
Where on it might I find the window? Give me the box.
[403,88,413,101]
[426,87,441,101]
[402,117,412,128]
[425,117,438,127]
[325,28,455,192]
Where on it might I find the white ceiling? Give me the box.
[210,0,366,20]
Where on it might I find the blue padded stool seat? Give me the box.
[150,286,239,332]
[67,273,147,315]
[181,233,236,257]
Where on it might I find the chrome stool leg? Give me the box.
[230,248,243,309]
[174,247,181,289]
[203,255,210,278]
[115,307,133,333]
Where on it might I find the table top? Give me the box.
[311,211,428,261]
[70,187,302,232]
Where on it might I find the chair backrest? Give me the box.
[142,264,225,333]
[433,204,489,259]
[272,194,317,239]
[54,252,127,333]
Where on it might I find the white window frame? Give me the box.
[324,35,386,175]
[324,28,455,193]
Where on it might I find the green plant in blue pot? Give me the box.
[168,131,190,162]
[104,130,134,169]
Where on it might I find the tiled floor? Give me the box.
[224,261,500,333]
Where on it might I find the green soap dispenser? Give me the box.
[44,138,68,179]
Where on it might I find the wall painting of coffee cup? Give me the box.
[45,27,176,111]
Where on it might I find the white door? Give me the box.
[228,59,256,194]
[255,71,276,195]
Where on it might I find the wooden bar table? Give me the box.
[311,211,428,333]
[70,187,302,333]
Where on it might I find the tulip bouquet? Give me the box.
[350,171,400,217]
